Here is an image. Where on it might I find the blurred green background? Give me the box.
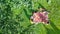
[0,0,60,34]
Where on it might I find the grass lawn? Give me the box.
[0,0,60,34]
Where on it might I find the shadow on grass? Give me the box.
[23,9,31,20]
[23,9,38,20]
[43,20,60,34]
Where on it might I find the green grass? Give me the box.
[0,0,60,34]
[19,0,60,34]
